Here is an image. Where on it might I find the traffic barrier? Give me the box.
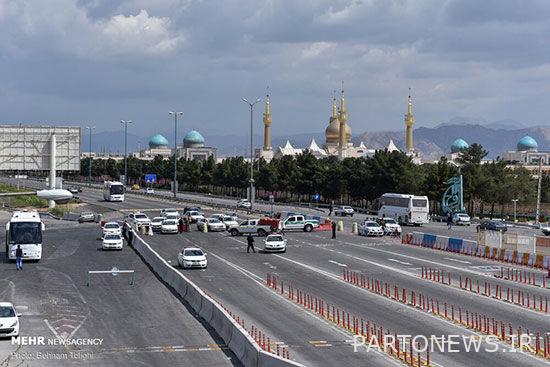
[131,233,303,367]
[352,222,358,234]
[337,220,344,232]
[340,269,549,359]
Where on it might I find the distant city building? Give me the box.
[177,130,217,161]
[257,88,425,163]
[447,138,470,163]
[503,135,550,175]
[136,134,173,160]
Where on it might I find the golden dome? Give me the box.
[325,116,352,144]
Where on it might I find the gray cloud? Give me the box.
[0,0,548,144]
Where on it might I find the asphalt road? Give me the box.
[0,224,238,367]
[2,177,549,366]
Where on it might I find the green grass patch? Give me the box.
[0,184,49,208]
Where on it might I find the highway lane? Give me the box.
[38,184,550,366]
[0,225,238,367]
[139,227,546,367]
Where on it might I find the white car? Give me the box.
[102,221,121,237]
[334,205,354,217]
[264,234,287,253]
[126,212,151,226]
[150,217,164,232]
[211,214,239,229]
[178,247,207,269]
[161,209,179,218]
[146,187,154,194]
[237,199,251,209]
[453,213,471,226]
[541,225,550,236]
[378,218,402,236]
[187,211,205,223]
[161,219,179,234]
[197,218,226,232]
[359,221,384,237]
[0,302,20,338]
[102,234,123,250]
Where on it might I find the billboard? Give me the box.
[0,125,81,171]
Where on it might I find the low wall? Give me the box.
[131,231,305,367]
[405,231,550,270]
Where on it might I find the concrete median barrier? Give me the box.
[259,350,306,367]
[132,233,305,367]
[228,323,260,367]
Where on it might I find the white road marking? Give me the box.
[387,258,412,266]
[263,262,277,270]
[444,257,471,264]
[328,260,348,267]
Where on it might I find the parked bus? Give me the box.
[377,193,429,225]
[103,181,125,202]
[5,211,44,261]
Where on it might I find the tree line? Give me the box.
[77,144,548,217]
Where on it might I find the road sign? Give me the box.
[269,194,274,203]
[145,174,157,184]
[313,193,320,201]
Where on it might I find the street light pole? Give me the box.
[85,126,95,187]
[512,198,519,222]
[120,120,132,186]
[242,97,261,211]
[169,112,183,198]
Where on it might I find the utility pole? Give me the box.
[120,120,132,186]
[512,198,518,222]
[536,157,543,224]
[242,97,261,211]
[85,126,95,187]
[169,112,183,198]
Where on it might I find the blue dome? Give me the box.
[183,130,205,146]
[451,138,469,153]
[149,134,169,148]
[517,135,538,151]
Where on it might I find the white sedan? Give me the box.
[161,219,179,234]
[187,211,205,223]
[264,234,287,253]
[0,302,20,338]
[178,247,207,269]
[102,234,123,250]
[197,218,226,232]
[237,199,251,209]
[102,221,121,238]
[150,217,164,232]
[358,221,384,237]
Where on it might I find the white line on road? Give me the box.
[263,262,277,270]
[387,258,412,266]
[444,257,472,264]
[328,260,348,267]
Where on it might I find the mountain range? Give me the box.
[82,119,550,162]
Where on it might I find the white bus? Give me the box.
[103,181,125,202]
[5,211,44,261]
[378,193,429,226]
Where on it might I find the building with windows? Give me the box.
[503,135,550,176]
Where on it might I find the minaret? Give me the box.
[405,89,415,152]
[262,92,272,150]
[338,84,347,159]
[332,92,338,119]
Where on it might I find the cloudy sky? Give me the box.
[0,0,549,140]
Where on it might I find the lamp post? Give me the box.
[120,120,132,186]
[242,97,261,210]
[169,112,183,198]
[512,199,519,222]
[85,126,95,187]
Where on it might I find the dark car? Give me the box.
[478,220,507,232]
[183,207,202,215]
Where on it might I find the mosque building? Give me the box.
[135,134,173,160]
[177,130,217,161]
[503,135,550,175]
[447,138,470,162]
[135,130,216,162]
